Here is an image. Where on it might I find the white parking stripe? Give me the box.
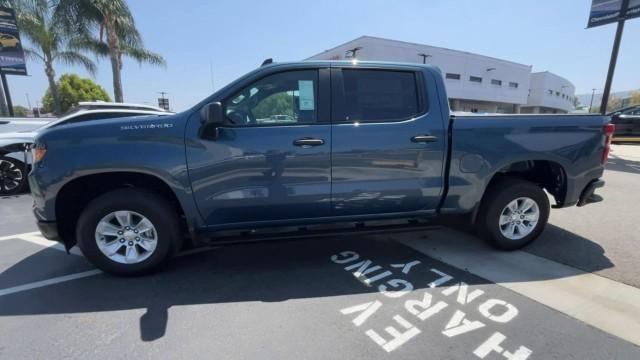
[18,233,84,257]
[0,231,41,241]
[0,231,224,298]
[0,270,102,298]
[397,228,640,347]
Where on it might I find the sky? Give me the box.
[6,0,640,111]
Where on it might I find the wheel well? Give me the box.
[487,160,567,206]
[55,172,187,248]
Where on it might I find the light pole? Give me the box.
[25,93,31,115]
[418,53,432,64]
[588,88,597,113]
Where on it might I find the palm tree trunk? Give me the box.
[45,63,61,115]
[109,53,123,102]
[105,18,123,103]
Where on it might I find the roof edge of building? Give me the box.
[307,35,532,69]
[531,71,573,86]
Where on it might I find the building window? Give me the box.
[469,76,482,83]
[446,73,461,80]
[548,90,553,95]
[556,91,560,96]
[491,79,502,86]
[509,82,518,88]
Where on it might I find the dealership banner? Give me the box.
[0,7,27,75]
[587,0,640,28]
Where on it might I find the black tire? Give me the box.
[0,156,27,196]
[76,188,181,276]
[476,177,550,250]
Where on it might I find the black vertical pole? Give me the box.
[0,71,13,117]
[600,0,630,114]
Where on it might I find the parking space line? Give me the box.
[396,228,640,346]
[0,269,102,298]
[0,231,41,242]
[18,233,84,257]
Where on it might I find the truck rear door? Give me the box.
[330,66,447,216]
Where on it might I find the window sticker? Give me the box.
[298,80,315,111]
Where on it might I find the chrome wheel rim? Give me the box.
[0,159,23,192]
[95,211,158,264]
[499,197,539,240]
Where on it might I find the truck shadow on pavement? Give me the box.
[0,226,614,342]
[606,155,640,174]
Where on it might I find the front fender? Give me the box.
[29,114,205,230]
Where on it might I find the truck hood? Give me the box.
[34,113,184,146]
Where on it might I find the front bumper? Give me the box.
[577,179,605,207]
[36,219,60,241]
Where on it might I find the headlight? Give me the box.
[32,144,47,164]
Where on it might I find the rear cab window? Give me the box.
[333,68,424,123]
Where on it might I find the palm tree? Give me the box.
[11,0,96,115]
[55,0,165,103]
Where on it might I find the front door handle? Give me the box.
[411,135,438,143]
[293,138,325,147]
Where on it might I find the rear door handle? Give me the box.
[411,135,438,143]
[293,138,325,147]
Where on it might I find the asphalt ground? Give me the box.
[0,144,639,359]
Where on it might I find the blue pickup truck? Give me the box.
[28,61,613,275]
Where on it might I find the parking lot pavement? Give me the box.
[0,194,34,236]
[1,222,640,358]
[524,144,640,288]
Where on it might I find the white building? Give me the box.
[522,72,576,114]
[307,36,576,114]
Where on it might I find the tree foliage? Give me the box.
[42,73,110,113]
[13,105,29,117]
[607,96,622,112]
[55,0,165,102]
[630,90,640,106]
[253,93,296,119]
[7,0,97,115]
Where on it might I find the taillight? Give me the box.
[602,123,615,165]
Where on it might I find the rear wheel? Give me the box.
[0,156,27,196]
[476,178,550,250]
[76,188,181,275]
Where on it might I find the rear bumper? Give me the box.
[577,179,605,207]
[36,220,60,241]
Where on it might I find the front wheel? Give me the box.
[476,178,550,250]
[76,188,181,275]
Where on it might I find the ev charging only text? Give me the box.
[331,251,532,359]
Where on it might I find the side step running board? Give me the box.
[196,220,441,246]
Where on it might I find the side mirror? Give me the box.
[200,102,224,125]
[199,102,224,139]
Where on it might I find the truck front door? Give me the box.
[330,66,446,216]
[186,68,332,227]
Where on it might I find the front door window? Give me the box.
[224,70,318,126]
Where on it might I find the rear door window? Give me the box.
[338,69,422,122]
